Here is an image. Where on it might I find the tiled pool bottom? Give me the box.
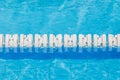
[0,59,120,80]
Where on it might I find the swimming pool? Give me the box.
[0,0,120,80]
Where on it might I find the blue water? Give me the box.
[0,0,120,80]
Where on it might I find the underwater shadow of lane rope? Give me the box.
[0,34,120,59]
[0,48,120,60]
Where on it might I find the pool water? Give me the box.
[0,0,120,80]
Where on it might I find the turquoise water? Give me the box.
[0,0,120,80]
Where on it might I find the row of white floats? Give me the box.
[0,34,119,48]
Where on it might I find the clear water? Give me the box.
[0,0,120,80]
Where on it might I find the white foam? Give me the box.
[93,34,106,47]
[64,34,77,47]
[5,34,18,47]
[0,34,119,48]
[20,34,33,47]
[49,34,62,48]
[34,34,48,48]
[108,34,117,47]
[0,34,4,47]
[78,34,92,47]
